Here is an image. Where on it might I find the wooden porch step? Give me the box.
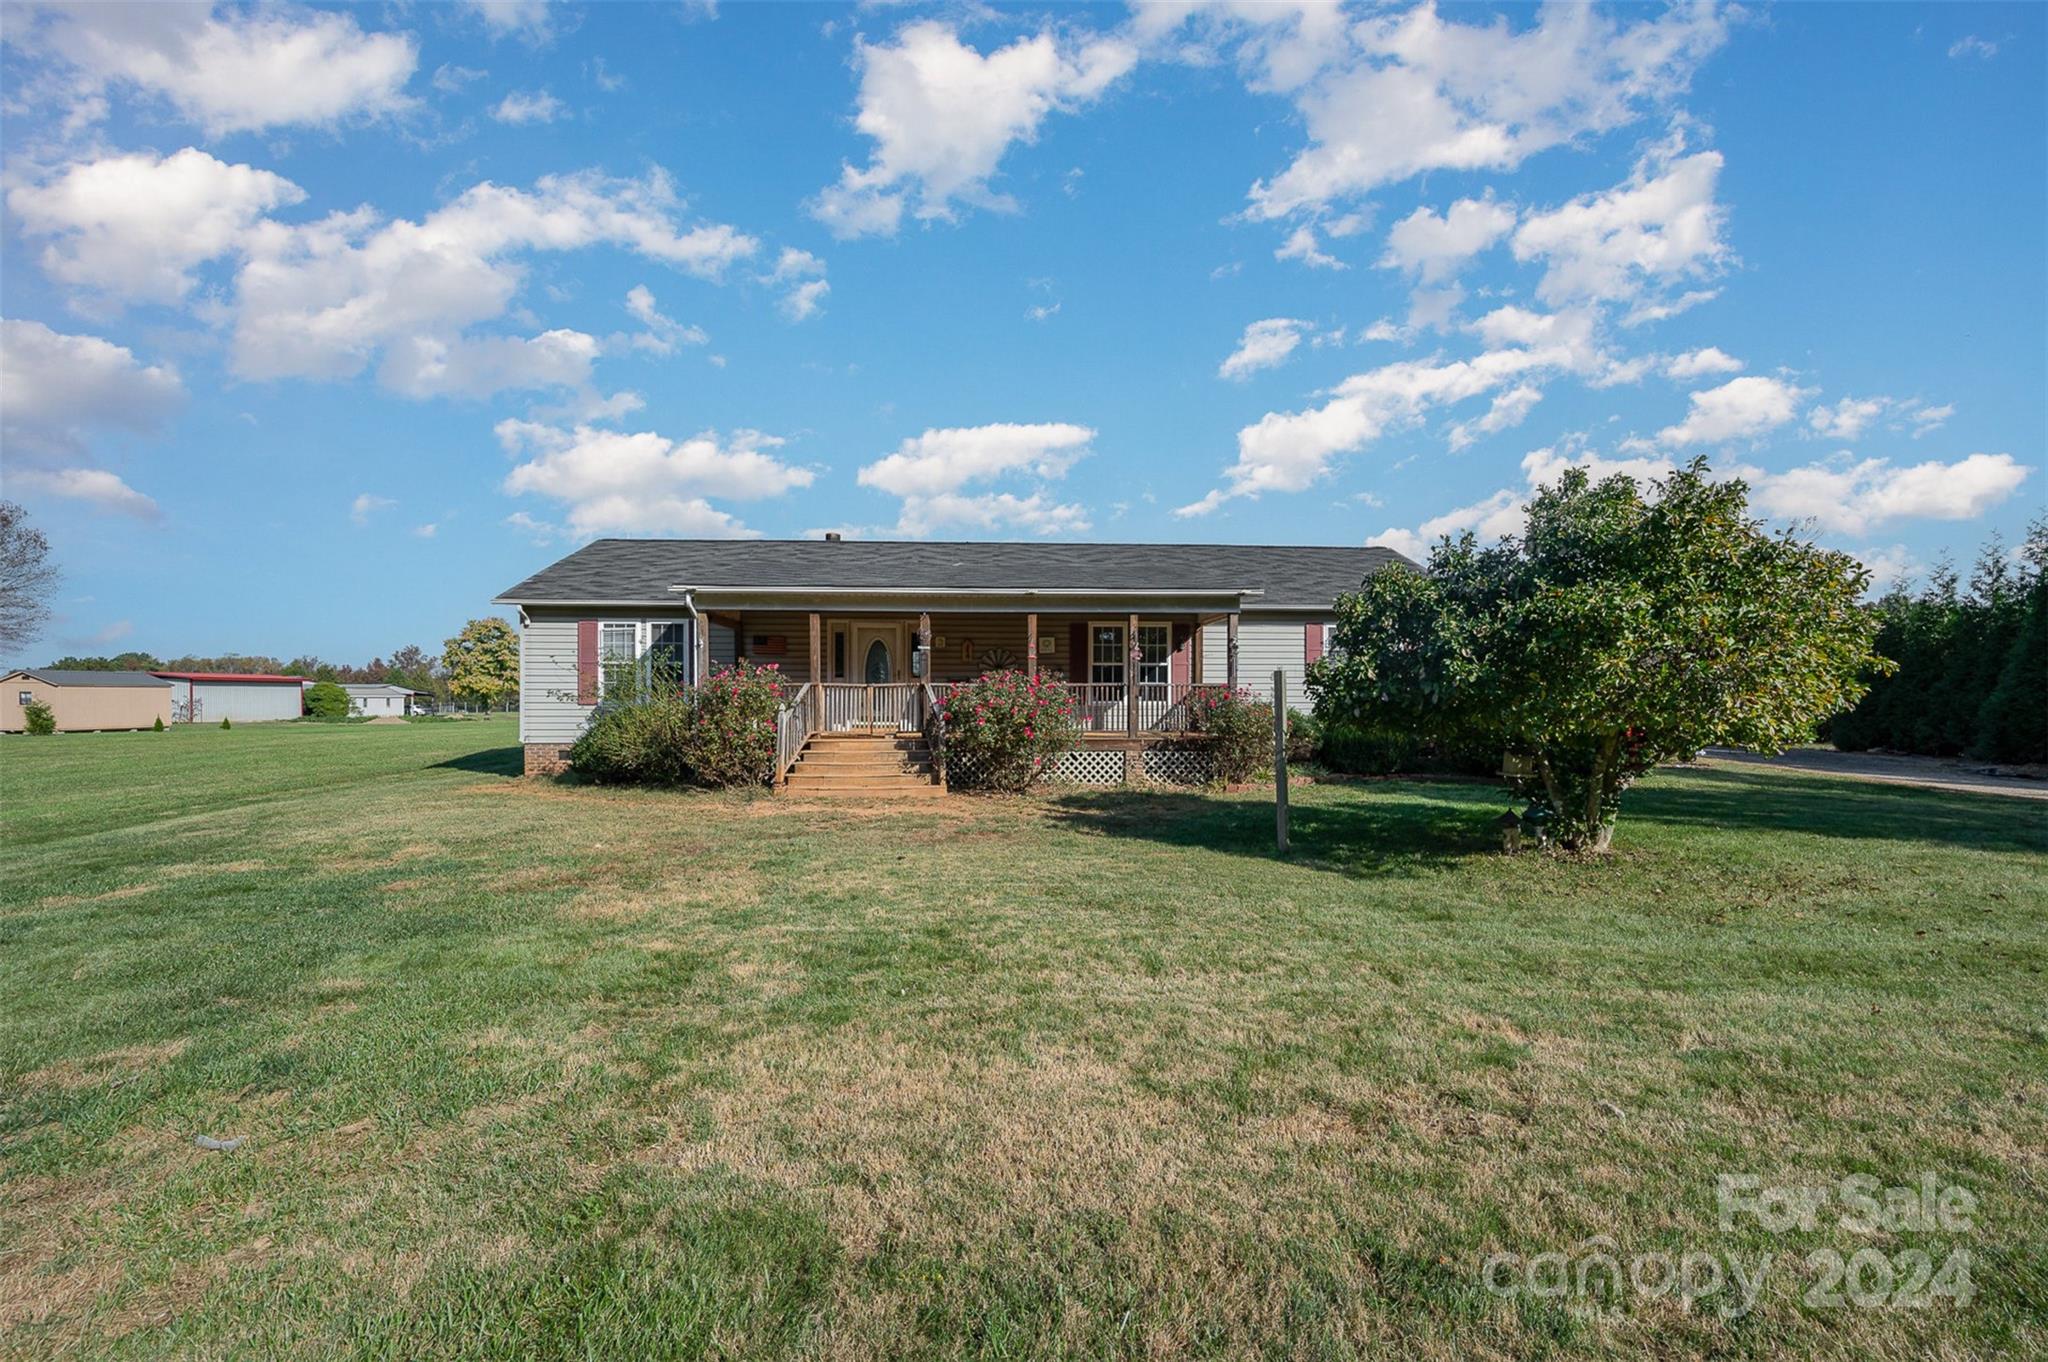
[796,750,934,769]
[782,731,943,796]
[780,781,948,799]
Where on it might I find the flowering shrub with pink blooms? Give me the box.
[568,659,786,788]
[936,669,1081,791]
[1179,685,1274,783]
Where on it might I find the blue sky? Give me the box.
[1,0,2040,666]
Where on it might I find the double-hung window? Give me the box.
[598,622,640,701]
[646,623,691,684]
[1089,625,1125,690]
[1088,622,1172,695]
[1135,624,1171,697]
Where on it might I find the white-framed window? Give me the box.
[1088,623,1124,688]
[1136,623,1171,692]
[1087,621,1173,690]
[596,619,694,701]
[599,622,640,700]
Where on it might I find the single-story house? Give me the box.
[153,671,308,723]
[2,669,173,732]
[496,537,1412,786]
[341,683,423,717]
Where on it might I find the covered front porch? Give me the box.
[678,592,1258,791]
[708,606,1251,732]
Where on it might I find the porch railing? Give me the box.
[774,683,813,782]
[1063,682,1209,734]
[819,682,921,732]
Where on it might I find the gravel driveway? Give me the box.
[1701,747,2048,801]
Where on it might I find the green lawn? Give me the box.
[2,719,2043,1360]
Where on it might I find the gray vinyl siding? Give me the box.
[518,607,696,745]
[1199,614,1329,706]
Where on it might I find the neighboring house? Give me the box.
[495,537,1411,784]
[152,671,308,723]
[1,669,173,732]
[341,683,422,717]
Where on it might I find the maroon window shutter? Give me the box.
[1304,622,1324,667]
[1170,622,1191,687]
[1068,622,1087,682]
[575,620,599,704]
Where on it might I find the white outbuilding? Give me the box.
[341,683,423,717]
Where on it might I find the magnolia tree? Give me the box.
[1310,459,1888,853]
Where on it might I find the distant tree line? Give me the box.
[1826,519,2046,764]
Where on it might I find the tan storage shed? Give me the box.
[1,669,175,732]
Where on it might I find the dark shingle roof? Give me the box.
[496,539,1414,610]
[9,669,173,688]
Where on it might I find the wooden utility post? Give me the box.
[1026,612,1038,679]
[1273,669,1290,853]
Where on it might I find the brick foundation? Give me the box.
[523,742,572,777]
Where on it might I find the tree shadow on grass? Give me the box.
[1040,786,1498,879]
[1631,768,2048,857]
[431,746,524,777]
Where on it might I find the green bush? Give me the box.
[1284,707,1320,765]
[1318,722,1497,777]
[569,691,697,784]
[220,717,231,730]
[303,680,351,719]
[153,715,165,732]
[937,669,1081,791]
[23,700,55,735]
[1182,686,1273,783]
[566,660,787,788]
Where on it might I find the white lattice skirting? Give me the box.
[942,745,1215,789]
[1045,747,1128,785]
[1141,747,1213,786]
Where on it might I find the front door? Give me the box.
[850,624,902,684]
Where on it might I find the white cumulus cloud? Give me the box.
[230,168,757,395]
[1657,375,1806,446]
[6,467,161,520]
[1511,148,1728,309]
[809,21,1135,237]
[491,89,567,124]
[0,318,185,461]
[1221,1,1730,220]
[1665,347,1742,380]
[498,420,814,539]
[1748,453,2030,535]
[1380,196,1517,283]
[7,148,305,306]
[14,2,418,135]
[1219,318,1309,380]
[857,422,1094,535]
[764,248,829,322]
